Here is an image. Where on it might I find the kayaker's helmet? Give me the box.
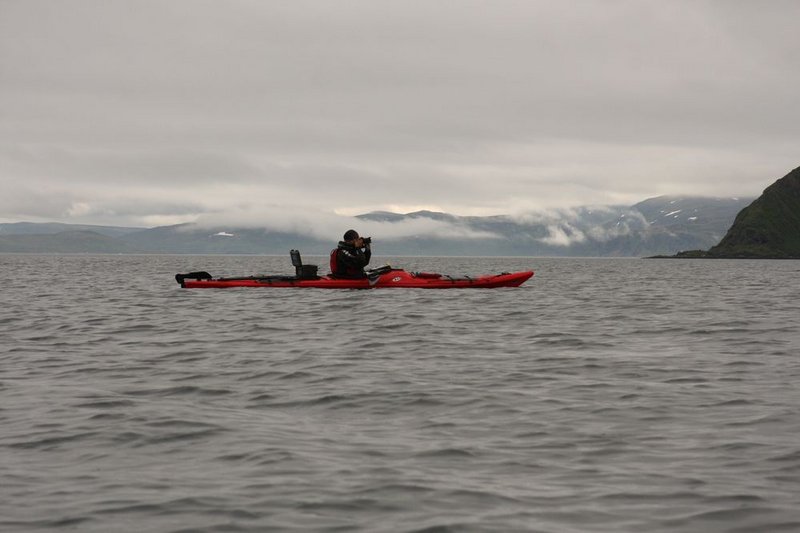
[343,229,359,242]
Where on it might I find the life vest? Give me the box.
[330,244,369,278]
[329,248,338,275]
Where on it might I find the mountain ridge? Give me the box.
[0,195,755,256]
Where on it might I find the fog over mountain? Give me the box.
[0,196,752,257]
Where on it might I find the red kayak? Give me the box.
[176,268,533,289]
[176,250,532,289]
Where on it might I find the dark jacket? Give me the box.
[331,241,371,278]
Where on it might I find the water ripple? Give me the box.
[1,255,798,532]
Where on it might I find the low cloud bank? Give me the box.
[513,206,649,247]
[189,206,502,241]
[189,204,653,248]
[539,223,587,247]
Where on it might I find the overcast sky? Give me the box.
[1,0,798,231]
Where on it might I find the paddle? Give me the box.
[175,271,212,286]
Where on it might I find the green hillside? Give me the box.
[707,166,800,258]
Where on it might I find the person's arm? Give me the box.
[339,247,369,269]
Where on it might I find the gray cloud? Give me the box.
[1,0,798,226]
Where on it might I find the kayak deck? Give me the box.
[176,268,533,289]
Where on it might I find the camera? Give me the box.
[362,236,372,245]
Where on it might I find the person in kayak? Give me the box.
[330,229,371,278]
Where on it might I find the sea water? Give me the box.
[1,254,798,532]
